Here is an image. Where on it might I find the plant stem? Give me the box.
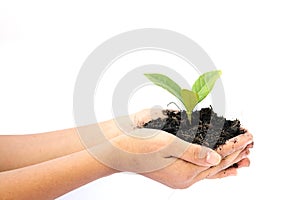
[187,111,192,123]
[167,102,181,110]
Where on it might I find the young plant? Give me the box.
[144,70,222,122]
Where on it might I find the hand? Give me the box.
[0,108,253,200]
[99,128,253,188]
[93,108,253,188]
[114,109,253,188]
[141,131,253,188]
[97,108,165,139]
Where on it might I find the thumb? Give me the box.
[131,108,169,127]
[129,128,221,167]
[168,138,222,167]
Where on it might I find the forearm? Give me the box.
[0,120,121,172]
[0,127,83,171]
[0,149,117,200]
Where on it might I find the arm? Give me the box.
[0,131,253,199]
[0,149,117,200]
[0,120,122,172]
[0,109,253,199]
[0,109,163,172]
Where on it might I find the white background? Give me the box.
[1,0,300,199]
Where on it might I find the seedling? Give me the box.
[144,70,222,122]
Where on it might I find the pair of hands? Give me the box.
[0,108,253,200]
[95,109,253,189]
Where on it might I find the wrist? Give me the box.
[97,119,123,140]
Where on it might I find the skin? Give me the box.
[0,109,253,199]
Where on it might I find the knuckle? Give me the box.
[196,146,207,159]
[191,146,200,162]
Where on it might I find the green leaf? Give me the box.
[181,89,199,114]
[144,73,183,102]
[192,70,222,102]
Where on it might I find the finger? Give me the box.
[215,148,250,174]
[247,142,254,149]
[192,147,251,183]
[181,144,222,167]
[164,137,222,167]
[234,158,251,168]
[213,149,244,173]
[208,158,251,179]
[132,108,167,127]
[192,148,243,182]
[207,167,237,179]
[179,141,222,167]
[231,148,251,164]
[216,131,253,158]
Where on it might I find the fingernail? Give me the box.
[206,151,221,165]
[245,149,250,156]
[248,142,254,148]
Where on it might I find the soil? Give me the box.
[143,106,245,150]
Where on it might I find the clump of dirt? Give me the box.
[143,107,245,149]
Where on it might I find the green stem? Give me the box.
[187,111,192,123]
[167,102,181,110]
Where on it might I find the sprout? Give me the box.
[144,70,222,122]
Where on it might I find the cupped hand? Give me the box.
[141,130,253,189]
[97,108,253,188]
[94,127,253,189]
[99,128,222,172]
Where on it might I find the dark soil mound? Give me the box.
[143,107,245,149]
